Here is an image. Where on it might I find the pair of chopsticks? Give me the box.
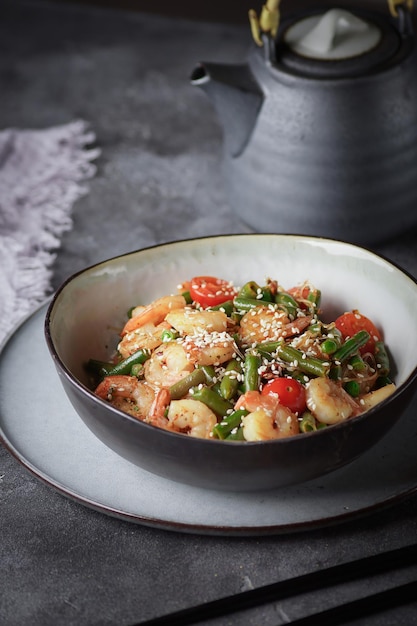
[135,543,417,626]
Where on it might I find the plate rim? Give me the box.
[1,300,417,536]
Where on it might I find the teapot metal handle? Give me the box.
[249,0,281,46]
[388,0,414,36]
[388,0,413,16]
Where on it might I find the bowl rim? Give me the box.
[44,232,417,447]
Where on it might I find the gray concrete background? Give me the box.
[1,1,417,625]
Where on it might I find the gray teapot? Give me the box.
[191,0,417,243]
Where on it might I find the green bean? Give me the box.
[130,363,144,378]
[85,359,115,378]
[244,354,261,391]
[256,349,275,362]
[253,340,329,377]
[226,426,246,441]
[181,290,193,304]
[238,281,261,299]
[276,344,330,377]
[190,386,233,417]
[231,312,243,324]
[275,292,298,318]
[333,330,370,363]
[329,364,343,381]
[348,354,366,372]
[260,287,274,302]
[299,411,318,433]
[375,375,393,389]
[212,409,248,440]
[169,368,206,400]
[161,329,179,342]
[343,380,361,397]
[219,359,242,400]
[321,329,342,354]
[211,381,222,395]
[307,288,321,308]
[106,348,151,376]
[254,340,280,354]
[321,337,339,355]
[207,299,234,316]
[233,296,274,313]
[238,282,274,302]
[374,341,390,377]
[198,365,217,385]
[289,370,310,385]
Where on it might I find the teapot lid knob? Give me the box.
[284,9,381,60]
[270,4,414,78]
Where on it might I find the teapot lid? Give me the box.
[273,6,409,78]
[284,9,381,60]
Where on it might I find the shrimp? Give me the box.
[236,390,299,441]
[95,375,173,429]
[147,387,172,430]
[180,330,237,366]
[121,294,186,336]
[166,308,228,335]
[118,321,171,359]
[143,342,194,387]
[358,382,396,412]
[239,305,312,345]
[306,377,360,424]
[166,308,236,366]
[167,399,217,438]
[95,375,155,420]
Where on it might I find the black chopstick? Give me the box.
[134,543,417,626]
[286,579,417,625]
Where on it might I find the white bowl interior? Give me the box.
[48,235,417,391]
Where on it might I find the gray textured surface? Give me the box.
[1,1,417,625]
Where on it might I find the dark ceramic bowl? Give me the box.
[45,234,417,491]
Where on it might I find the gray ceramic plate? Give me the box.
[1,303,417,536]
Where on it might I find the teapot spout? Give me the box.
[190,62,263,157]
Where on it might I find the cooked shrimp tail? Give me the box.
[121,295,186,336]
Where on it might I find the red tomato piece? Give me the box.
[287,285,311,300]
[334,310,382,354]
[189,276,238,308]
[261,377,307,414]
[287,284,320,309]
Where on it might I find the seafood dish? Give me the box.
[87,275,395,442]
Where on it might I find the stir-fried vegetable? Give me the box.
[87,276,396,441]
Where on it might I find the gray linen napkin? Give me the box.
[0,120,99,345]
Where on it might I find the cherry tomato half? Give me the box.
[261,377,307,414]
[189,276,238,308]
[334,310,382,354]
